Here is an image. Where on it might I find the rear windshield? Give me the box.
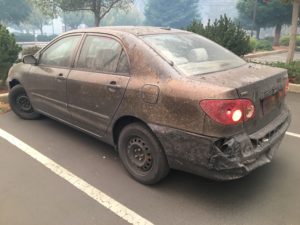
[141,33,246,76]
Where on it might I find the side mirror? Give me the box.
[23,55,37,65]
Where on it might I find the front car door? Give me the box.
[67,34,130,136]
[28,34,82,121]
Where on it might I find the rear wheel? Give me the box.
[9,85,40,120]
[118,122,169,184]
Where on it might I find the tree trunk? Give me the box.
[40,26,43,35]
[287,0,300,63]
[273,24,282,46]
[94,12,101,27]
[256,27,261,39]
[51,19,54,35]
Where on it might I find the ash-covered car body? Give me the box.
[7,26,291,184]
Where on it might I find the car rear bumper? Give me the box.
[150,106,291,181]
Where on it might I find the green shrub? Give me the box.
[280,35,300,46]
[0,62,11,82]
[250,37,257,52]
[187,15,251,56]
[37,34,57,42]
[0,25,22,82]
[14,33,35,42]
[249,38,273,52]
[263,36,274,43]
[22,46,42,56]
[256,39,273,51]
[269,61,300,84]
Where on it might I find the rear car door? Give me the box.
[67,34,130,136]
[28,34,82,121]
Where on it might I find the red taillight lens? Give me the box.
[284,79,289,96]
[200,99,255,125]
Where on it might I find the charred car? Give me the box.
[7,27,291,184]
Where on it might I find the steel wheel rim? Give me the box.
[127,136,153,172]
[16,95,32,112]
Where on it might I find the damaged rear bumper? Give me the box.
[150,107,291,181]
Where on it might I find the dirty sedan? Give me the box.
[7,27,291,184]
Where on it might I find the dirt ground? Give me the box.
[0,85,8,94]
[0,102,10,114]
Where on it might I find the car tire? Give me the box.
[9,84,41,120]
[118,122,170,185]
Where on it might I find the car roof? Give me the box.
[64,26,187,37]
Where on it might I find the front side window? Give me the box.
[142,33,246,76]
[77,35,129,74]
[39,35,81,67]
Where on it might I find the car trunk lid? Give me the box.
[190,63,288,134]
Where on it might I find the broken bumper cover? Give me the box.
[150,107,291,181]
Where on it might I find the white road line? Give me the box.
[0,128,154,225]
[286,131,300,139]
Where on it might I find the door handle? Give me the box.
[56,73,66,81]
[107,81,121,92]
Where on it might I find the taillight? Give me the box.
[284,79,289,96]
[200,99,255,125]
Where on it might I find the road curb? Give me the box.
[245,49,288,59]
[289,83,300,93]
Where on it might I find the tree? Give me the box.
[187,15,252,56]
[102,7,143,26]
[80,6,143,27]
[0,0,31,25]
[57,0,134,27]
[0,25,21,82]
[62,11,85,30]
[144,0,200,28]
[283,0,300,63]
[236,0,292,44]
[29,0,60,18]
[23,6,51,35]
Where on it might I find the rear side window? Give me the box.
[116,50,130,74]
[77,35,129,74]
[39,35,81,67]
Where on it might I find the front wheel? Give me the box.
[9,84,41,120]
[118,122,169,184]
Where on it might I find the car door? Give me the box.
[67,34,130,136]
[28,34,82,121]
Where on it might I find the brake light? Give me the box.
[284,79,289,96]
[200,99,255,125]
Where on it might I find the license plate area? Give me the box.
[261,90,284,115]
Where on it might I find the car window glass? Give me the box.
[142,33,246,76]
[116,50,130,74]
[77,36,124,73]
[39,36,80,67]
[39,35,81,67]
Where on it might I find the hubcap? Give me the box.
[127,137,153,172]
[16,95,32,112]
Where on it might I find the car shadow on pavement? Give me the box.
[154,156,286,211]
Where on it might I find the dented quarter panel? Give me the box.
[150,106,290,180]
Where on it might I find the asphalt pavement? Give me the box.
[0,93,300,225]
